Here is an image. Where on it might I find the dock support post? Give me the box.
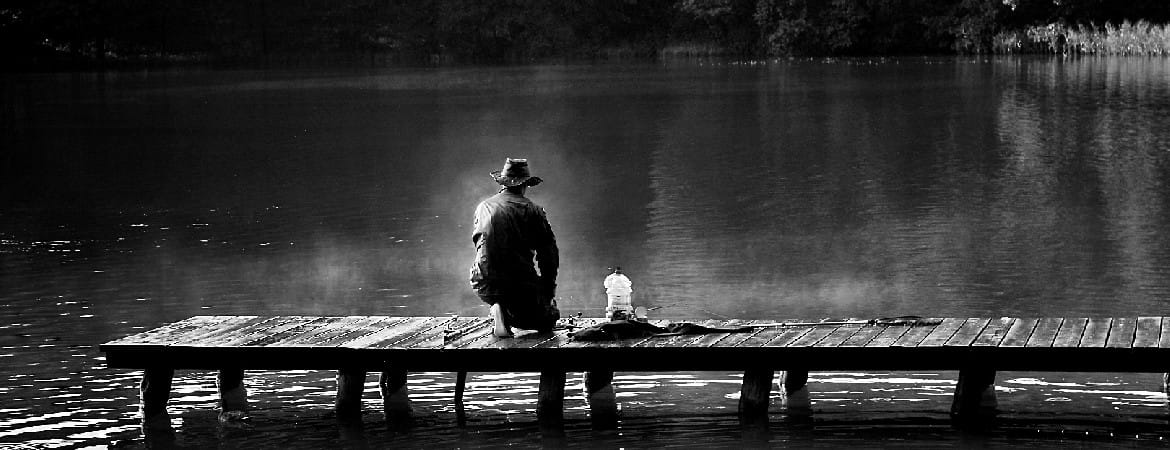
[217,368,247,421]
[336,368,367,420]
[780,370,811,413]
[739,368,774,417]
[140,367,174,431]
[379,366,412,423]
[584,369,617,428]
[537,370,566,424]
[1163,373,1169,395]
[951,369,997,418]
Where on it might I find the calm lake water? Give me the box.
[3,57,1170,448]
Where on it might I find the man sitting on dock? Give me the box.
[470,158,560,337]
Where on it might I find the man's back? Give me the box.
[470,190,558,296]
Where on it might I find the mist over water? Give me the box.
[3,57,1170,447]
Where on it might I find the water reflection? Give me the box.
[3,57,1170,447]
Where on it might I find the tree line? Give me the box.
[3,0,1169,69]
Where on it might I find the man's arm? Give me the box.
[533,208,559,298]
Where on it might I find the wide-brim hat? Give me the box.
[491,158,543,187]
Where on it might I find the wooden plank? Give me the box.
[1025,317,1063,348]
[999,318,1038,348]
[863,324,911,347]
[102,316,222,346]
[443,318,497,349]
[1161,317,1170,349]
[339,317,431,349]
[195,316,298,346]
[709,320,772,347]
[972,317,1015,347]
[1051,318,1087,348]
[400,317,485,349]
[318,316,408,347]
[1133,317,1161,348]
[689,319,752,347]
[786,323,841,347]
[262,316,348,347]
[174,316,271,346]
[1105,317,1137,349]
[763,324,817,347]
[243,317,337,347]
[531,319,606,350]
[814,324,864,347]
[218,316,318,347]
[632,320,720,349]
[371,317,464,349]
[166,316,260,346]
[891,322,938,347]
[838,324,888,347]
[945,318,991,347]
[1078,318,1112,348]
[737,321,809,348]
[276,316,384,347]
[916,318,966,347]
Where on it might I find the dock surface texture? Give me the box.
[101,316,1170,429]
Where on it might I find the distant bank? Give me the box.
[3,1,1170,70]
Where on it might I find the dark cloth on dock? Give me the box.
[571,320,753,341]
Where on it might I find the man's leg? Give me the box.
[490,303,513,337]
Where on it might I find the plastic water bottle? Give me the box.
[604,267,633,320]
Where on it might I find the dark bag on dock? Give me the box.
[570,320,753,341]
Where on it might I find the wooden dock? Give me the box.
[100,316,1170,429]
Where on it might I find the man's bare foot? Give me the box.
[490,304,513,337]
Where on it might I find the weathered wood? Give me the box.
[813,324,864,347]
[105,316,221,347]
[689,319,750,347]
[369,317,457,349]
[711,321,767,347]
[863,323,911,347]
[740,321,809,348]
[265,317,348,347]
[738,368,773,417]
[837,324,887,347]
[140,367,174,431]
[944,318,992,347]
[1052,318,1087,348]
[1025,317,1062,347]
[779,370,811,411]
[318,316,407,347]
[169,316,261,346]
[892,322,938,347]
[216,316,318,347]
[999,318,1038,348]
[1133,316,1162,348]
[537,370,567,422]
[1105,317,1137,348]
[1079,318,1112,348]
[198,316,301,347]
[380,366,412,421]
[186,316,276,346]
[283,316,380,347]
[951,369,996,418]
[340,317,431,348]
[335,368,366,420]
[584,369,617,425]
[918,318,966,347]
[972,317,1014,347]
[217,368,246,415]
[242,317,335,347]
[1161,318,1170,349]
[787,323,840,347]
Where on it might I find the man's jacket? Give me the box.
[469,190,558,297]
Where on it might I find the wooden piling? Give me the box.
[584,369,617,427]
[217,368,247,419]
[140,367,174,431]
[335,368,366,420]
[537,370,567,423]
[951,369,997,418]
[380,367,412,420]
[738,368,774,417]
[780,370,811,412]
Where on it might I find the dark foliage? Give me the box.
[2,0,1169,69]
